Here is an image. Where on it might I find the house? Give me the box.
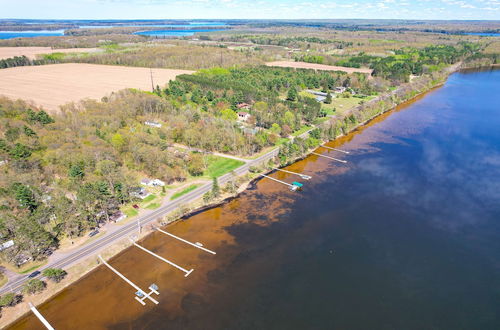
[131,187,151,199]
[141,178,165,187]
[237,112,251,122]
[110,211,127,223]
[145,121,162,128]
[236,103,250,110]
[335,87,347,93]
[0,240,14,252]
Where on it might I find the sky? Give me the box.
[0,0,499,20]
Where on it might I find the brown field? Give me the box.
[0,63,194,112]
[0,47,101,60]
[266,61,373,75]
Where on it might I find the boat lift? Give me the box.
[272,168,312,180]
[130,239,194,277]
[98,255,159,306]
[311,152,347,164]
[320,145,350,154]
[260,174,303,191]
[156,228,216,255]
[29,302,55,330]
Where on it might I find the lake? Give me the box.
[0,30,64,39]
[8,68,500,329]
[0,22,227,39]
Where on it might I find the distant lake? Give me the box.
[0,30,64,39]
[464,32,500,37]
[135,29,227,37]
[79,22,228,29]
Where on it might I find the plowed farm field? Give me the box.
[0,63,194,112]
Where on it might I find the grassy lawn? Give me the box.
[123,208,139,217]
[205,156,245,178]
[292,125,313,137]
[15,260,48,274]
[170,184,200,200]
[141,194,157,203]
[145,202,161,209]
[322,95,377,116]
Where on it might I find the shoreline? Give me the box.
[1,62,490,328]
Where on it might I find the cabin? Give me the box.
[131,187,151,199]
[335,87,347,93]
[0,240,14,252]
[236,103,250,110]
[110,211,127,223]
[141,178,166,187]
[145,121,162,128]
[237,111,251,122]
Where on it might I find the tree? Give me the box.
[0,293,22,307]
[111,133,126,152]
[212,177,220,198]
[220,108,237,121]
[69,162,85,179]
[42,268,67,283]
[286,87,298,101]
[325,92,333,104]
[23,279,46,295]
[270,123,281,135]
[12,183,38,212]
[9,143,31,159]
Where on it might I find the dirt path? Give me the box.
[266,61,373,75]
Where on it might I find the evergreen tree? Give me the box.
[325,92,333,104]
[212,177,220,198]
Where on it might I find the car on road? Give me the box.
[28,271,40,278]
[88,229,99,237]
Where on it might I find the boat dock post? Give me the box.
[272,168,312,180]
[156,228,216,255]
[260,174,299,191]
[320,145,350,154]
[29,302,55,330]
[311,152,348,163]
[130,239,194,277]
[98,255,159,305]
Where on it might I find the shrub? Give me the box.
[23,279,46,295]
[42,268,67,283]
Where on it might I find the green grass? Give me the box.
[141,194,157,203]
[145,203,161,209]
[205,156,245,178]
[123,208,139,217]
[170,184,200,200]
[275,137,289,146]
[292,125,313,137]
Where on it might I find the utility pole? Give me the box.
[150,68,155,92]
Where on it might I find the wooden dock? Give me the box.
[321,145,350,154]
[260,174,300,191]
[29,302,55,330]
[98,255,159,305]
[311,152,347,163]
[156,228,216,255]
[130,239,194,277]
[272,168,312,180]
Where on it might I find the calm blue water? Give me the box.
[135,29,226,37]
[464,32,500,37]
[0,30,64,39]
[79,22,228,29]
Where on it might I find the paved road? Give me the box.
[0,148,280,295]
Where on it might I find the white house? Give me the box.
[237,112,251,122]
[335,87,347,93]
[110,211,127,223]
[141,178,166,187]
[131,187,151,199]
[145,121,162,128]
[0,240,14,252]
